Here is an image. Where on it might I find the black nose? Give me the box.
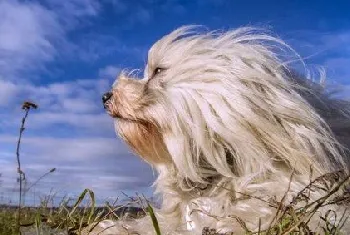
[102,92,113,106]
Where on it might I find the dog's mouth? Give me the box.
[104,101,119,117]
[104,102,139,123]
[103,100,113,114]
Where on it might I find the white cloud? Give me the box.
[0,134,155,203]
[0,0,105,79]
[21,112,113,135]
[0,77,110,111]
[0,0,63,79]
[286,30,350,89]
[320,31,350,52]
[98,65,122,79]
[0,71,155,202]
[0,80,18,106]
[0,0,155,204]
[319,32,350,87]
[46,0,100,18]
[0,136,130,162]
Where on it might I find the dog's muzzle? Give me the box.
[102,91,113,109]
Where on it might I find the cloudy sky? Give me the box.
[1,0,350,205]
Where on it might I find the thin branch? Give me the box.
[16,101,37,232]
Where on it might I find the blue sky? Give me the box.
[1,0,350,205]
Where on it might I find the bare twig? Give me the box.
[25,168,56,192]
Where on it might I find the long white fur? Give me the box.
[92,26,350,234]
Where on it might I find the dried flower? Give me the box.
[22,101,38,110]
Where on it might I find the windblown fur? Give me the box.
[97,26,350,234]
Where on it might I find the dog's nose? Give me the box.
[102,92,113,106]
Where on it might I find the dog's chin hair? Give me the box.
[98,25,350,234]
[114,119,170,165]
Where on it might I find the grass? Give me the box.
[0,101,349,235]
[1,174,349,235]
[0,190,148,235]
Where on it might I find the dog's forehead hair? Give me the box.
[146,28,207,73]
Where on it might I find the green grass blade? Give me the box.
[146,202,161,235]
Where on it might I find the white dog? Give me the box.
[97,26,350,234]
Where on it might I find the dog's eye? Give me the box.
[153,67,163,76]
[148,67,165,82]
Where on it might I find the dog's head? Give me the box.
[103,26,344,186]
